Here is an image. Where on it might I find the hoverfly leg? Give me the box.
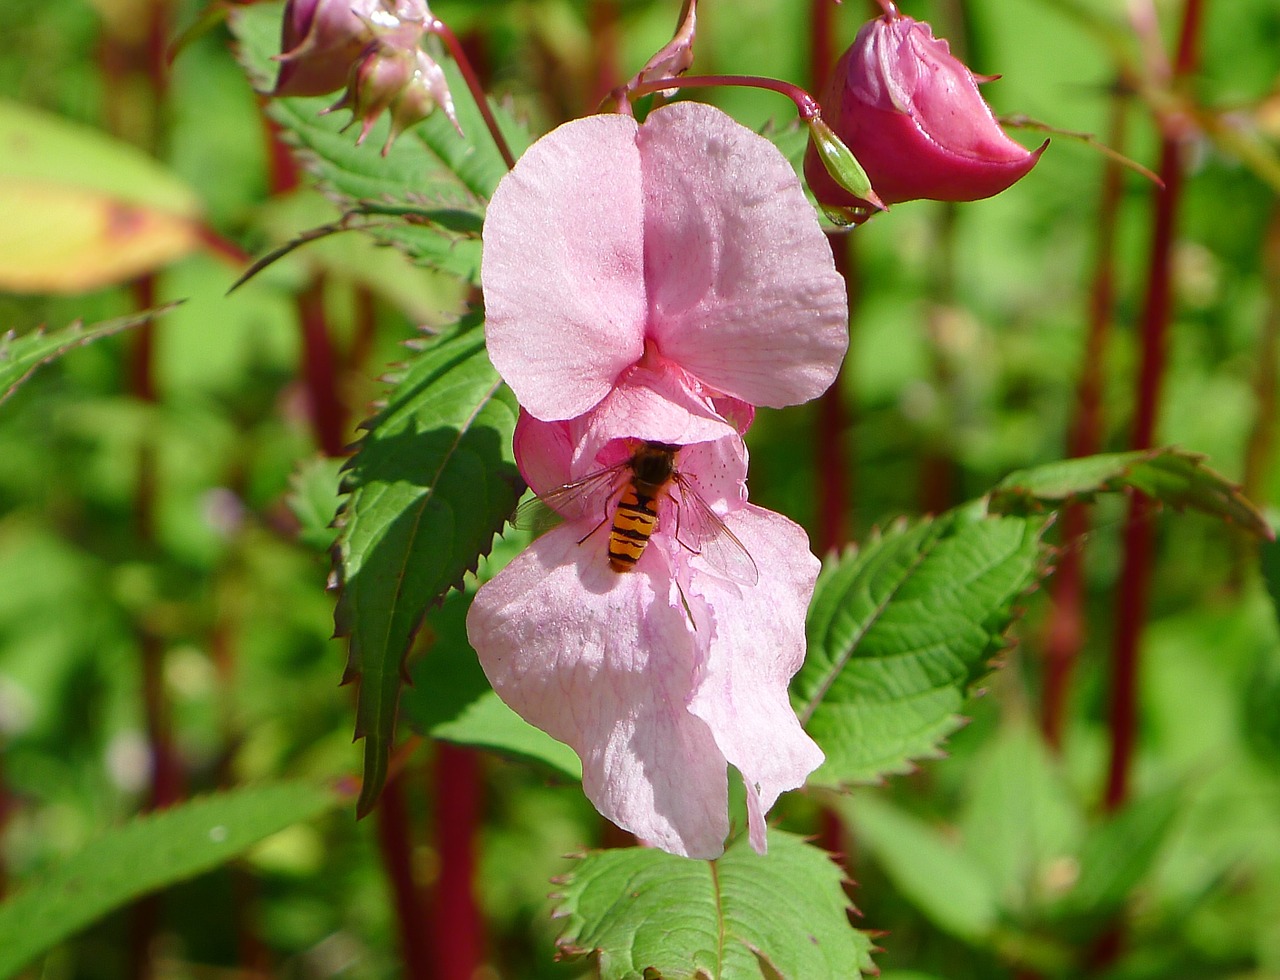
[674,578,697,630]
[579,482,626,546]
[577,511,611,546]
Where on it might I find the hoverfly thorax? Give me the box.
[629,442,679,494]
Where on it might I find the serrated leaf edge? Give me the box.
[331,328,518,816]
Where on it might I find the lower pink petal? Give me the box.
[684,505,824,853]
[466,525,731,858]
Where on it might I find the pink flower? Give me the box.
[470,101,841,857]
[481,101,849,432]
[466,411,824,858]
[804,12,1045,218]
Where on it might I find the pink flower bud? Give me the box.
[804,12,1045,221]
[273,0,434,98]
[274,0,380,98]
[384,50,461,153]
[326,39,418,145]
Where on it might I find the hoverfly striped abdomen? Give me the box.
[607,442,677,573]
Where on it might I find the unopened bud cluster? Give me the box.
[274,0,459,153]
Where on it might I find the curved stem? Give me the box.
[626,73,823,120]
[429,19,517,170]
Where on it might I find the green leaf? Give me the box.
[957,720,1082,914]
[0,307,176,405]
[1261,513,1280,629]
[838,793,999,943]
[1049,787,1182,925]
[0,99,200,217]
[989,448,1272,539]
[335,317,522,815]
[795,512,1047,786]
[0,782,340,977]
[287,455,345,552]
[229,3,531,280]
[555,831,875,980]
[0,101,204,292]
[400,589,582,779]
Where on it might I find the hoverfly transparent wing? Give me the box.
[670,473,759,586]
[510,461,629,537]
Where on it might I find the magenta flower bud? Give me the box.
[327,39,419,145]
[804,13,1045,221]
[274,0,380,98]
[274,0,434,98]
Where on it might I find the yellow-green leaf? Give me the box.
[0,100,204,293]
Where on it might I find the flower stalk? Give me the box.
[1104,0,1203,815]
[427,17,517,169]
[624,72,822,119]
[1043,91,1129,750]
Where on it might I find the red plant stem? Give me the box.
[0,746,11,898]
[130,274,184,816]
[258,116,348,459]
[628,74,822,120]
[347,286,380,374]
[1240,206,1280,507]
[119,7,179,975]
[812,0,856,554]
[429,19,517,170]
[588,0,623,109]
[257,92,349,462]
[1103,0,1202,814]
[815,377,852,551]
[196,223,253,267]
[263,114,301,195]
[811,0,835,89]
[375,772,436,980]
[296,276,349,458]
[817,242,857,554]
[811,0,857,865]
[920,210,960,516]
[1042,93,1129,750]
[430,745,485,980]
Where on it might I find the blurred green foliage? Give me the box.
[1,0,1278,977]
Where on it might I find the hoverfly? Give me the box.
[513,441,759,586]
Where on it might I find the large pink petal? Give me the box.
[482,114,648,421]
[640,102,849,408]
[684,505,824,853]
[466,525,731,857]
